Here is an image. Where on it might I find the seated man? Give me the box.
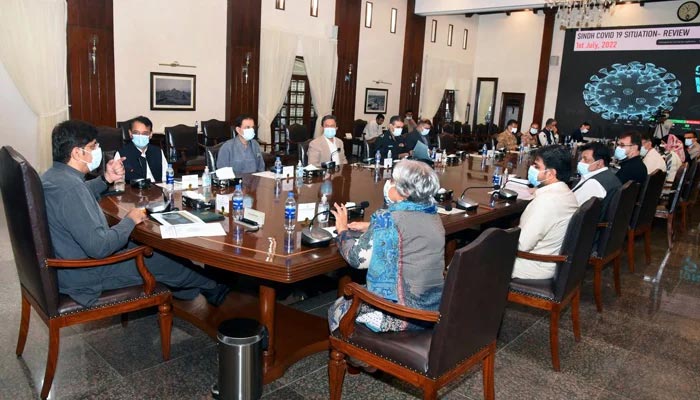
[363,113,385,142]
[520,122,539,147]
[374,115,407,159]
[42,120,229,307]
[684,131,700,161]
[404,119,431,152]
[573,142,621,215]
[570,122,590,143]
[512,145,579,280]
[115,116,168,183]
[614,131,648,186]
[641,133,667,176]
[216,114,266,175]
[496,119,519,151]
[308,115,348,167]
[538,118,559,146]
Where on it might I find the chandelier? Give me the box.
[545,0,619,29]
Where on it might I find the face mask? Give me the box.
[421,128,430,136]
[406,116,412,120]
[640,147,648,157]
[393,127,403,136]
[242,128,256,141]
[510,127,518,134]
[527,165,542,187]
[581,128,589,134]
[577,162,591,177]
[132,134,149,149]
[530,128,538,134]
[323,127,336,139]
[80,147,102,172]
[614,146,627,160]
[383,180,395,204]
[685,139,693,147]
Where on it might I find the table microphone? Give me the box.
[455,185,497,210]
[322,148,341,169]
[301,201,369,247]
[496,170,518,200]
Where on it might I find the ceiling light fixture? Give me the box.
[545,0,619,29]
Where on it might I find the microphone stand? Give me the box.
[301,201,369,247]
[455,185,496,210]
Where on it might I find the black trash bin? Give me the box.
[214,318,266,400]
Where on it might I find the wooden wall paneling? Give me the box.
[532,8,555,127]
[399,0,426,119]
[67,0,116,127]
[333,0,362,133]
[225,0,261,124]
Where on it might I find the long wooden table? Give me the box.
[99,153,531,383]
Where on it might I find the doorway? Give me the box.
[499,92,525,130]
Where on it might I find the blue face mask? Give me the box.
[81,147,102,172]
[577,161,590,177]
[614,146,627,160]
[323,127,336,139]
[528,165,542,187]
[131,134,149,149]
[393,127,403,136]
[421,128,430,136]
[242,128,256,141]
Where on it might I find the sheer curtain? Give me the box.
[300,35,337,137]
[257,29,298,143]
[453,63,472,123]
[419,55,450,121]
[0,0,69,171]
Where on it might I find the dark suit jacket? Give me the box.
[616,156,648,186]
[375,132,406,159]
[404,130,429,152]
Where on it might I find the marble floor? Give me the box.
[1,199,699,400]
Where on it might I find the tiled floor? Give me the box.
[1,199,699,399]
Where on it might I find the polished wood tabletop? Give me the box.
[100,152,533,283]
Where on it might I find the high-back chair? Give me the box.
[287,123,308,159]
[165,124,206,174]
[678,159,700,233]
[508,197,602,371]
[299,139,312,166]
[329,227,520,400]
[205,142,225,172]
[655,163,687,248]
[626,169,666,272]
[202,119,231,146]
[94,126,125,176]
[117,120,132,143]
[0,146,172,400]
[588,181,640,312]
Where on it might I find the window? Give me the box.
[447,24,454,46]
[272,59,317,152]
[433,90,456,128]
[430,20,437,43]
[275,0,285,10]
[365,2,373,28]
[462,29,468,50]
[310,0,318,17]
[390,8,398,33]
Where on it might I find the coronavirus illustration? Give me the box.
[583,61,681,121]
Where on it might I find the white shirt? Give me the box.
[512,181,579,280]
[114,148,168,182]
[363,120,383,140]
[325,137,339,164]
[572,167,609,206]
[642,148,667,176]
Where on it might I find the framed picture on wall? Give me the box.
[364,88,388,114]
[150,72,196,111]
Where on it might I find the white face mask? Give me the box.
[80,146,102,172]
[421,128,430,136]
[383,180,395,204]
[393,127,403,136]
[530,128,538,134]
[242,128,256,141]
[323,127,336,139]
[581,128,589,134]
[510,127,518,134]
[640,147,649,157]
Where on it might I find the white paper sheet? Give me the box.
[160,222,226,239]
[297,203,316,222]
[437,207,466,215]
[252,171,278,179]
[215,167,236,179]
[504,180,535,200]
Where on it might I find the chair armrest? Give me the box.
[338,283,439,338]
[46,246,157,295]
[517,250,567,263]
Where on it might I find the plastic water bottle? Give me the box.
[274,157,283,179]
[387,149,392,161]
[195,120,199,133]
[165,163,174,191]
[284,192,296,232]
[431,147,436,161]
[492,166,503,189]
[318,193,329,223]
[296,160,304,177]
[232,184,244,220]
[482,143,488,156]
[202,166,211,188]
[375,150,381,169]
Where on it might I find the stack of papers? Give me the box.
[151,210,226,239]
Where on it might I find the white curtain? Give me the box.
[0,0,69,172]
[258,29,298,143]
[300,35,338,137]
[419,55,451,121]
[453,64,472,123]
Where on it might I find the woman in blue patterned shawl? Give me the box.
[328,160,445,333]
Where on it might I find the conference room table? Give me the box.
[99,152,533,383]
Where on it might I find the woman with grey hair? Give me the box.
[328,160,445,332]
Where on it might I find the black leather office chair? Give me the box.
[202,119,231,146]
[165,124,206,174]
[626,170,665,272]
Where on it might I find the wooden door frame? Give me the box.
[499,92,526,130]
